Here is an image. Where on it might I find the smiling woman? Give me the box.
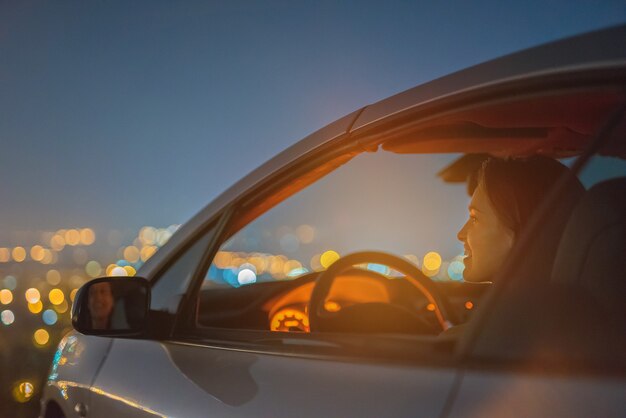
[457,157,584,282]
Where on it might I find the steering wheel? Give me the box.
[308,251,455,334]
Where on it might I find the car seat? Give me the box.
[551,177,626,318]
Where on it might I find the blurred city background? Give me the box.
[1,1,624,416]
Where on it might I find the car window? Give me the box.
[150,227,215,314]
[196,151,472,332]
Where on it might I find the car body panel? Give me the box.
[449,371,626,418]
[41,332,113,418]
[89,339,457,418]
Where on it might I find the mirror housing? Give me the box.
[72,277,151,336]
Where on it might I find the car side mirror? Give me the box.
[72,277,151,336]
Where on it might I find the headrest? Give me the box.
[551,177,626,316]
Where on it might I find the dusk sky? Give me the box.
[1,1,625,240]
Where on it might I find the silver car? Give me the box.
[41,25,626,418]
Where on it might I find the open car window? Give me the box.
[196,151,486,335]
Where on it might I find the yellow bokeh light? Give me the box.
[85,260,102,278]
[140,245,158,262]
[106,264,118,276]
[25,288,41,304]
[80,228,96,245]
[123,246,140,263]
[0,289,13,305]
[426,303,436,312]
[70,288,78,302]
[50,234,66,251]
[12,381,34,403]
[320,250,340,269]
[28,301,43,314]
[213,251,232,269]
[123,266,136,276]
[423,252,442,271]
[33,328,49,346]
[65,229,81,246]
[0,247,10,262]
[12,247,26,263]
[30,245,45,262]
[48,289,64,305]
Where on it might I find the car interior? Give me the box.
[194,88,626,343]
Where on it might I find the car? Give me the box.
[41,25,626,418]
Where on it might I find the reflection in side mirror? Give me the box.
[72,277,150,336]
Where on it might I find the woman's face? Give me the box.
[457,182,515,282]
[88,282,114,322]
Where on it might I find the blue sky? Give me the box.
[1,0,624,238]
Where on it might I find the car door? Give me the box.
[88,149,469,417]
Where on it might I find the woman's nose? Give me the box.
[457,221,468,242]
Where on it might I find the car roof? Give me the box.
[139,24,626,279]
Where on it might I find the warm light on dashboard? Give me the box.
[324,300,341,312]
[270,308,310,332]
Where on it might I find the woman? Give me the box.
[457,156,585,283]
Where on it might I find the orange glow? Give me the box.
[0,289,13,305]
[139,226,157,245]
[70,289,78,302]
[423,251,442,270]
[12,381,34,403]
[324,300,341,312]
[28,301,43,314]
[64,229,81,246]
[30,245,45,261]
[80,228,96,245]
[140,245,157,261]
[213,251,232,269]
[41,249,54,265]
[49,289,64,305]
[0,247,10,262]
[426,303,436,312]
[105,264,118,276]
[123,266,136,276]
[123,246,140,263]
[33,328,49,346]
[270,308,310,332]
[50,234,66,251]
[12,247,26,262]
[465,301,474,310]
[248,256,267,274]
[25,288,40,304]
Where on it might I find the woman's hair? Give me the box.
[476,156,585,237]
